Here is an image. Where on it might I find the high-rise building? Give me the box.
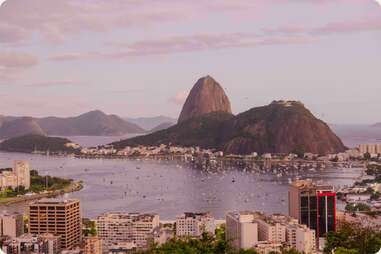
[13,160,31,189]
[226,211,259,250]
[0,213,24,238]
[96,212,160,252]
[288,180,336,238]
[176,212,215,238]
[359,144,381,155]
[256,217,286,243]
[28,199,82,250]
[0,161,31,191]
[84,236,103,254]
[285,222,316,254]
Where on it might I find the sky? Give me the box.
[0,0,380,124]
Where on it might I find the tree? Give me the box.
[364,152,371,160]
[334,247,359,254]
[325,222,381,254]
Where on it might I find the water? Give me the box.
[0,125,375,219]
[0,152,362,219]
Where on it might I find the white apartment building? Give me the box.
[96,212,159,253]
[0,213,24,238]
[226,212,316,254]
[0,161,31,190]
[256,218,286,243]
[176,212,215,238]
[285,222,316,254]
[226,212,259,250]
[359,144,381,155]
[14,160,31,189]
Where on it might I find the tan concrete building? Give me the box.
[285,222,316,254]
[84,236,103,254]
[176,212,215,238]
[14,160,31,189]
[0,213,24,238]
[256,218,286,243]
[226,212,259,250]
[0,160,31,190]
[359,144,381,155]
[29,199,82,250]
[96,212,160,252]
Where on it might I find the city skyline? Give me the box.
[0,0,381,124]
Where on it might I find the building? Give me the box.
[359,144,381,155]
[96,212,160,252]
[176,212,215,238]
[0,161,31,190]
[288,180,336,238]
[285,222,316,254]
[226,211,259,250]
[255,242,282,254]
[226,211,316,254]
[29,199,82,250]
[84,236,103,254]
[1,233,60,254]
[0,213,24,238]
[256,217,286,243]
[13,160,31,189]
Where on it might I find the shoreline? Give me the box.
[0,180,83,206]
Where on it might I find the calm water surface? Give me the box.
[0,151,362,219]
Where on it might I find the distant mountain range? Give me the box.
[371,122,381,128]
[0,111,178,140]
[126,116,177,130]
[0,111,148,139]
[111,76,346,155]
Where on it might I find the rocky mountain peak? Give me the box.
[178,76,232,123]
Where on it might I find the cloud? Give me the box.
[25,80,82,88]
[0,0,264,45]
[0,51,38,79]
[169,91,189,105]
[0,0,379,46]
[49,32,313,61]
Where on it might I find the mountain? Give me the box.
[0,115,18,128]
[37,110,145,136]
[0,134,77,153]
[178,76,232,123]
[220,101,346,155]
[111,101,346,155]
[112,111,234,149]
[149,122,176,133]
[0,111,145,138]
[371,122,381,128]
[126,116,177,130]
[0,117,46,139]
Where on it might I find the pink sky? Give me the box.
[0,0,380,124]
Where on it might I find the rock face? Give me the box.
[178,76,232,123]
[112,100,346,155]
[0,117,46,139]
[221,101,346,155]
